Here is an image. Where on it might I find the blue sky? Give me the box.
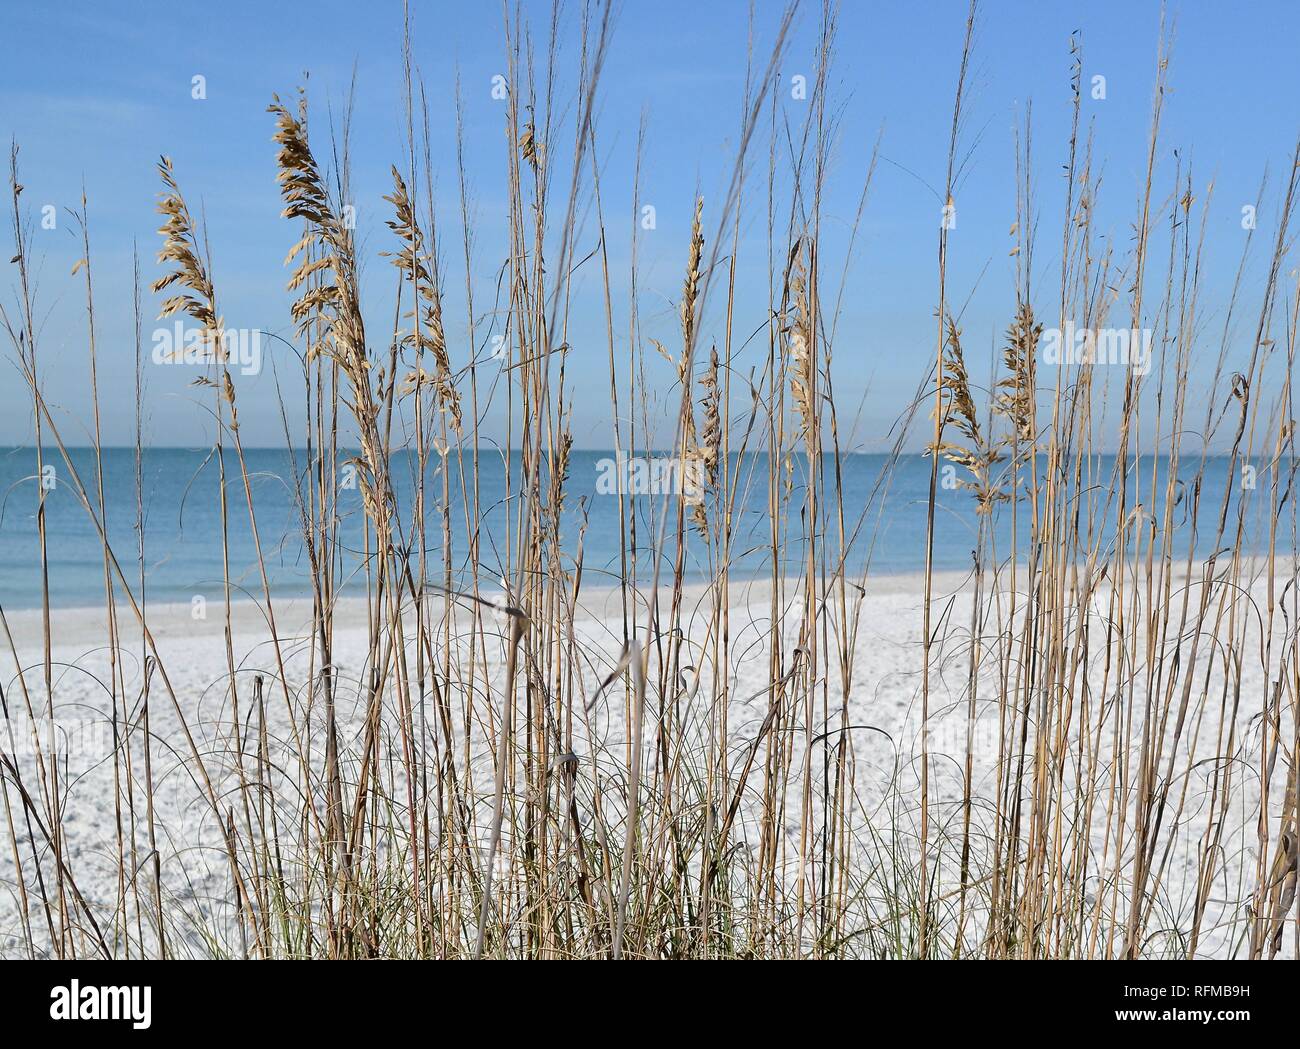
[1,0,1298,449]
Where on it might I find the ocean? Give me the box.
[0,447,1275,609]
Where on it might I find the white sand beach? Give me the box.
[0,562,1293,958]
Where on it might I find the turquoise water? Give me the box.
[0,447,1277,609]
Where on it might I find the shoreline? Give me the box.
[4,552,1292,651]
[0,564,1005,645]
